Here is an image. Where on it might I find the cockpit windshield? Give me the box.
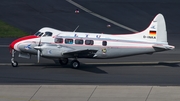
[34,31,43,37]
[34,31,53,37]
[43,32,53,37]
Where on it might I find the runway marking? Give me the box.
[66,0,138,32]
[85,61,180,65]
[0,45,8,47]
[0,63,34,66]
[0,61,179,66]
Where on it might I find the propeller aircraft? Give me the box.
[9,14,175,69]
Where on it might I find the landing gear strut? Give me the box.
[11,49,18,67]
[59,58,69,65]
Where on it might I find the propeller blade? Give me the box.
[38,37,41,46]
[37,37,42,63]
[37,50,40,63]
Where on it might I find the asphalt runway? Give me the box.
[0,0,180,85]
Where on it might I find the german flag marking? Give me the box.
[149,31,156,36]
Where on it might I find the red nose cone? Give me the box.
[9,35,38,50]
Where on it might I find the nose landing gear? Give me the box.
[11,49,18,67]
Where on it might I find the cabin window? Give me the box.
[65,39,73,44]
[102,41,107,46]
[43,32,53,37]
[85,40,94,45]
[75,39,83,44]
[55,38,63,43]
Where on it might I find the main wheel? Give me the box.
[12,61,18,67]
[59,58,69,65]
[71,60,80,69]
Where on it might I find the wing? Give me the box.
[62,49,98,58]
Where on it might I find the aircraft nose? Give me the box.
[9,35,38,50]
[9,41,15,50]
[9,38,19,50]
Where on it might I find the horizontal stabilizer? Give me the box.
[153,45,175,50]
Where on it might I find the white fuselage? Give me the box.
[11,28,170,59]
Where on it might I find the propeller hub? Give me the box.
[34,46,41,50]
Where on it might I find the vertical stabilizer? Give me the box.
[150,14,167,42]
[143,14,167,43]
[127,14,167,44]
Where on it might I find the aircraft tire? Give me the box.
[71,60,80,69]
[59,58,69,65]
[12,61,18,67]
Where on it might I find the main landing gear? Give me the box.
[71,60,80,69]
[11,49,18,67]
[59,58,80,69]
[59,58,69,65]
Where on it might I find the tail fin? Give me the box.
[146,13,167,42]
[128,14,167,44]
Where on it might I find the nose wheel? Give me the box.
[11,49,18,67]
[11,61,18,67]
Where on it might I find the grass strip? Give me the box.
[0,20,28,37]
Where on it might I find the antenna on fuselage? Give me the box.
[73,25,79,32]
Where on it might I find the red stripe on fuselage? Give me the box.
[9,35,38,49]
